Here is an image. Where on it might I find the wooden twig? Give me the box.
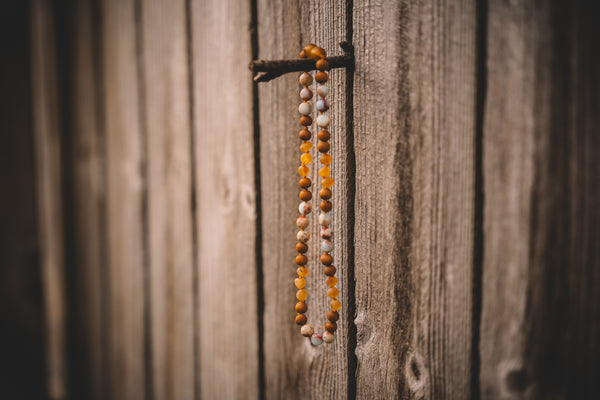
[250,42,354,83]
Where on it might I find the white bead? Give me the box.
[316,99,329,112]
[310,333,323,346]
[317,85,329,97]
[317,114,330,127]
[297,230,310,242]
[319,212,332,226]
[300,88,313,101]
[298,102,311,115]
[299,201,312,215]
[321,240,333,252]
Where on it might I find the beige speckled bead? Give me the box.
[299,72,313,87]
[301,324,314,337]
[297,230,310,242]
[323,331,335,344]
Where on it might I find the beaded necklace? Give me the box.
[294,44,340,346]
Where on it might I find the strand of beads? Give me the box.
[295,70,314,331]
[315,55,339,345]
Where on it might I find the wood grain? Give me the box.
[352,0,478,398]
[190,1,259,398]
[141,1,196,399]
[257,1,352,399]
[480,1,600,398]
[102,0,147,398]
[67,0,107,397]
[31,0,68,398]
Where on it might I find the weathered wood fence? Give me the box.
[15,0,600,399]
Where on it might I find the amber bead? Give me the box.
[303,43,317,54]
[327,287,339,299]
[299,128,311,140]
[315,71,328,84]
[318,130,331,141]
[300,153,312,165]
[324,266,336,276]
[295,278,306,289]
[299,190,312,201]
[309,46,326,60]
[321,253,333,265]
[320,154,332,165]
[298,165,309,177]
[296,289,308,301]
[295,302,308,313]
[300,141,312,152]
[325,276,338,287]
[300,116,312,126]
[299,178,311,189]
[297,266,309,277]
[299,50,307,58]
[296,314,307,325]
[327,310,339,322]
[322,176,334,188]
[325,321,337,333]
[319,188,332,199]
[316,59,330,71]
[296,242,308,253]
[317,141,330,153]
[330,299,342,311]
[319,166,331,177]
[320,200,332,212]
[296,254,308,266]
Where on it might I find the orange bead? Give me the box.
[296,289,308,302]
[327,287,339,298]
[330,299,342,311]
[300,141,312,152]
[319,166,331,177]
[320,154,332,165]
[298,165,309,177]
[295,278,306,289]
[325,276,338,287]
[297,266,309,277]
[309,46,326,60]
[322,176,334,188]
[301,153,312,165]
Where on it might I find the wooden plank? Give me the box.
[190,1,259,399]
[141,1,196,399]
[67,0,107,398]
[352,1,478,398]
[30,0,68,398]
[480,1,600,398]
[102,0,147,398]
[257,1,352,399]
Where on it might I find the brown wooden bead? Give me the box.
[300,116,312,126]
[324,266,336,276]
[317,141,330,153]
[296,242,308,253]
[320,200,332,212]
[321,254,333,265]
[325,321,337,333]
[327,310,339,322]
[296,254,308,266]
[299,190,312,201]
[315,71,328,84]
[316,59,330,71]
[296,302,308,313]
[318,130,331,141]
[299,128,311,140]
[319,188,332,199]
[295,314,307,325]
[299,177,311,188]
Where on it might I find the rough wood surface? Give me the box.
[352,1,478,398]
[141,1,196,399]
[190,1,259,398]
[102,0,147,398]
[31,1,68,398]
[257,1,352,399]
[480,1,600,398]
